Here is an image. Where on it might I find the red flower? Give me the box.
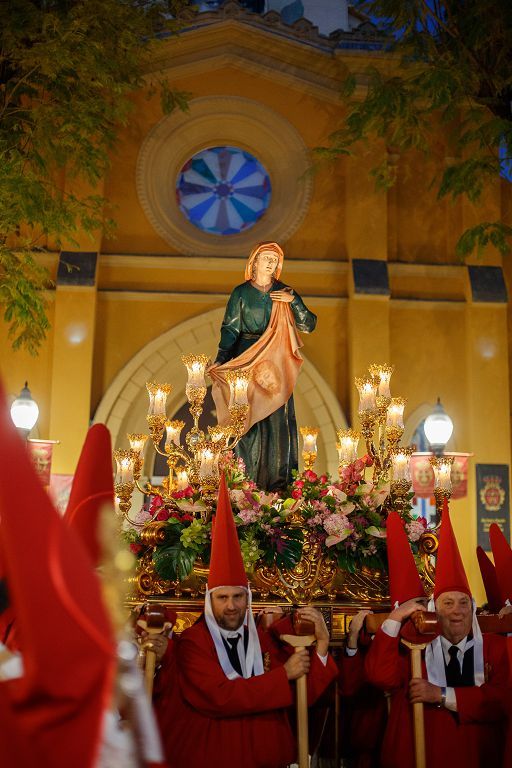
[319,475,328,484]
[184,486,194,498]
[320,489,328,497]
[353,458,365,472]
[304,470,318,482]
[149,495,164,513]
[291,489,303,499]
[156,509,171,521]
[129,543,144,556]
[294,480,305,489]
[363,454,374,467]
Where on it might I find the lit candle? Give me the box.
[128,433,148,459]
[430,456,454,492]
[198,444,219,480]
[355,377,377,414]
[165,420,184,450]
[336,428,360,464]
[300,427,318,455]
[390,448,413,483]
[227,370,252,408]
[146,382,171,417]
[114,449,136,485]
[176,469,189,490]
[182,354,209,395]
[386,398,406,429]
[369,364,394,398]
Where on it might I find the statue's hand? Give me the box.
[270,288,294,303]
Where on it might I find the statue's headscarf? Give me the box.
[244,242,284,282]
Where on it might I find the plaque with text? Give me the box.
[476,464,510,549]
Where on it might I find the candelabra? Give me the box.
[429,454,454,524]
[113,355,252,525]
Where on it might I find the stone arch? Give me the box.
[95,308,346,477]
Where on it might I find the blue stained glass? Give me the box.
[177,146,272,235]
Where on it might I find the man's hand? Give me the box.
[296,606,330,656]
[499,604,512,618]
[270,289,294,303]
[409,678,442,705]
[284,648,311,680]
[347,609,372,649]
[140,631,168,665]
[389,598,427,624]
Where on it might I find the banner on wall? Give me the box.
[411,453,470,500]
[26,439,59,489]
[476,463,510,549]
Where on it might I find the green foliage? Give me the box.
[0,0,191,353]
[319,0,512,259]
[153,541,197,582]
[262,527,303,571]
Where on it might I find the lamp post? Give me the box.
[10,382,39,440]
[424,398,454,523]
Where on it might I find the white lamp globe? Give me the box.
[424,398,453,452]
[10,382,39,433]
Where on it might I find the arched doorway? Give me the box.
[95,308,346,478]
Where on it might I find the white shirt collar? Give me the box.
[440,634,474,666]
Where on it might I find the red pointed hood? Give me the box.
[386,511,426,607]
[434,498,471,601]
[63,423,114,566]
[489,523,512,605]
[476,545,503,613]
[0,379,115,768]
[207,474,247,590]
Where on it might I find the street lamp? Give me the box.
[10,382,39,440]
[424,397,453,456]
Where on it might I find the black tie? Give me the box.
[445,645,462,686]
[223,635,243,676]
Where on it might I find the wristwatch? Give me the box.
[437,686,447,708]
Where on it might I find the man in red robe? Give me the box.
[365,503,511,768]
[154,475,337,768]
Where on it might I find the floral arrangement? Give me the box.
[124,451,427,585]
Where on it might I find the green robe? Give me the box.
[215,279,317,491]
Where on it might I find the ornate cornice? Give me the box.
[172,0,385,54]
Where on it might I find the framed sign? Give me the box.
[476,464,510,549]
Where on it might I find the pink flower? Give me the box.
[353,458,365,472]
[406,519,426,542]
[363,454,374,467]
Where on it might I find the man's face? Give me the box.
[435,590,472,644]
[211,586,248,631]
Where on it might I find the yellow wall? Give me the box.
[1,17,510,602]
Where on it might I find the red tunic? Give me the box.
[155,616,337,768]
[365,628,511,768]
[338,648,387,768]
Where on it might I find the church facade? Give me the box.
[1,0,511,600]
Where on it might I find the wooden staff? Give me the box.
[280,633,316,768]
[401,638,428,768]
[137,604,170,698]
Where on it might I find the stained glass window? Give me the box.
[176,146,272,235]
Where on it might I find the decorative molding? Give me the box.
[136,96,313,256]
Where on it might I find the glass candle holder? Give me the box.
[165,420,185,451]
[226,369,252,408]
[146,382,172,417]
[336,428,360,465]
[390,447,414,483]
[114,449,136,485]
[355,377,377,414]
[369,363,394,399]
[386,397,406,430]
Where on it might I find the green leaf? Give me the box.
[152,541,196,582]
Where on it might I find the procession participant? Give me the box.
[366,502,511,768]
[209,241,316,490]
[154,474,337,768]
[476,545,503,613]
[489,523,512,618]
[63,421,169,768]
[0,380,116,768]
[337,609,387,768]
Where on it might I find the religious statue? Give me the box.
[209,242,316,491]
